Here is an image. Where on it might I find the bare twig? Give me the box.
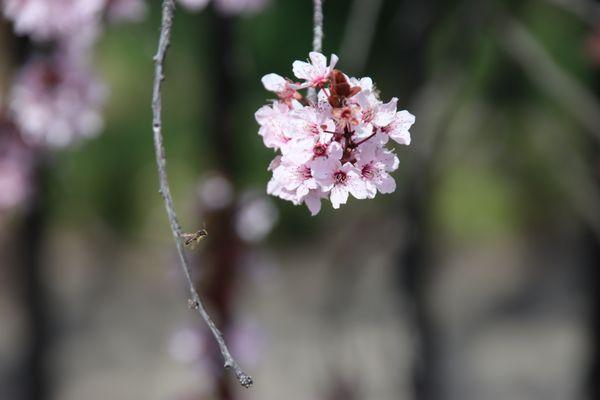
[151,0,252,388]
[312,0,324,53]
[499,17,600,141]
[308,0,324,103]
[543,0,600,26]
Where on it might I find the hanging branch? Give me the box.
[312,0,324,53]
[308,0,324,102]
[151,0,252,388]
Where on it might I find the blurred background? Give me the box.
[1,0,600,399]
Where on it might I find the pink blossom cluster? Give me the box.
[10,55,107,148]
[0,0,146,214]
[178,0,269,16]
[255,52,415,215]
[0,0,146,150]
[1,0,146,41]
[2,0,103,41]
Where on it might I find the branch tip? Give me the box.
[151,0,253,388]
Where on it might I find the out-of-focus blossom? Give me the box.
[0,122,32,211]
[2,0,105,41]
[105,0,147,23]
[9,55,107,148]
[214,0,269,16]
[235,191,278,242]
[197,172,234,211]
[255,52,415,215]
[177,0,269,15]
[229,317,266,367]
[168,327,206,364]
[292,52,338,88]
[169,318,266,368]
[177,0,211,12]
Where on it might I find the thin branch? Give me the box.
[312,0,324,53]
[151,0,252,388]
[499,17,600,142]
[543,0,600,26]
[308,0,324,103]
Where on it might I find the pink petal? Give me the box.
[261,73,286,92]
[377,173,396,194]
[304,191,322,216]
[330,186,349,209]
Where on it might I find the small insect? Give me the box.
[181,225,208,249]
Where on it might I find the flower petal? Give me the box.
[330,185,349,209]
[261,73,286,92]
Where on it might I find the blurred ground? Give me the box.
[1,211,589,400]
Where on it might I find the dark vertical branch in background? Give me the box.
[585,27,600,397]
[4,30,53,400]
[398,176,438,400]
[199,7,244,400]
[209,9,236,172]
[392,2,452,399]
[17,155,51,400]
[585,228,600,400]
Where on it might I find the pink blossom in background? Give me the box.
[177,0,269,15]
[177,0,211,12]
[255,52,415,215]
[2,0,146,41]
[0,123,32,211]
[9,55,107,148]
[2,0,105,41]
[228,317,266,367]
[105,0,147,23]
[234,191,279,243]
[214,0,270,16]
[168,327,206,365]
[168,318,266,369]
[197,172,234,211]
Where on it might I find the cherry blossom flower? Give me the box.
[384,110,414,145]
[356,142,398,198]
[293,52,339,88]
[313,159,367,209]
[261,73,303,105]
[255,101,296,150]
[256,52,415,215]
[9,55,107,148]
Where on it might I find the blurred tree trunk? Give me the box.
[3,28,52,400]
[585,42,600,399]
[391,1,453,399]
[196,7,243,400]
[17,156,51,400]
[585,228,600,400]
